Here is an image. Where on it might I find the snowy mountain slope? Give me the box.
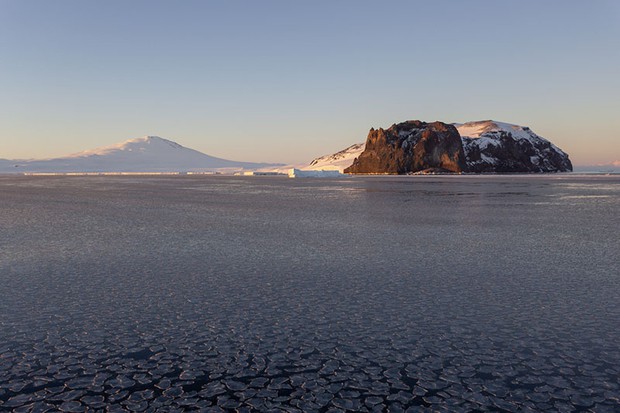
[255,143,366,174]
[2,136,281,173]
[306,143,365,172]
[454,121,572,172]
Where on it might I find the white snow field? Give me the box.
[305,143,365,172]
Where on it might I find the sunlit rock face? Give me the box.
[344,121,467,174]
[342,120,572,174]
[455,120,573,173]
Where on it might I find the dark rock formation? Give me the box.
[343,119,572,174]
[344,121,467,174]
[458,121,572,173]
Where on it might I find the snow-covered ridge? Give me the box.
[254,143,366,174]
[305,143,365,172]
[453,120,525,138]
[310,143,365,165]
[456,120,565,152]
[454,120,554,148]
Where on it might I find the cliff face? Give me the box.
[344,121,467,174]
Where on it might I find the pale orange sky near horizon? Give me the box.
[1,1,619,166]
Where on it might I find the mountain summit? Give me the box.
[66,136,187,158]
[3,136,280,173]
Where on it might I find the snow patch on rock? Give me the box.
[455,120,572,172]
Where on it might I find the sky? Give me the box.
[1,0,619,165]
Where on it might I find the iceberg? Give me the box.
[288,168,342,178]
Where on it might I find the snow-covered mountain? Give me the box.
[309,120,572,173]
[454,120,572,172]
[2,136,281,173]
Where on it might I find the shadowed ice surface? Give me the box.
[0,174,618,412]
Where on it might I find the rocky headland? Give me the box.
[343,120,572,174]
[344,121,467,174]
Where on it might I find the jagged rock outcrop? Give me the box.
[344,121,467,174]
[455,121,572,173]
[341,119,572,174]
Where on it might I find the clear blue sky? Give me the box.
[1,0,619,165]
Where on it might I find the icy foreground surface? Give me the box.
[0,175,619,412]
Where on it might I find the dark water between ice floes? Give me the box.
[0,174,618,412]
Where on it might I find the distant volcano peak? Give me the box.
[133,135,169,142]
[1,136,281,173]
[122,136,184,149]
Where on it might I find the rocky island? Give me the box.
[343,120,572,174]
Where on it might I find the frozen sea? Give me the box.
[0,174,618,412]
